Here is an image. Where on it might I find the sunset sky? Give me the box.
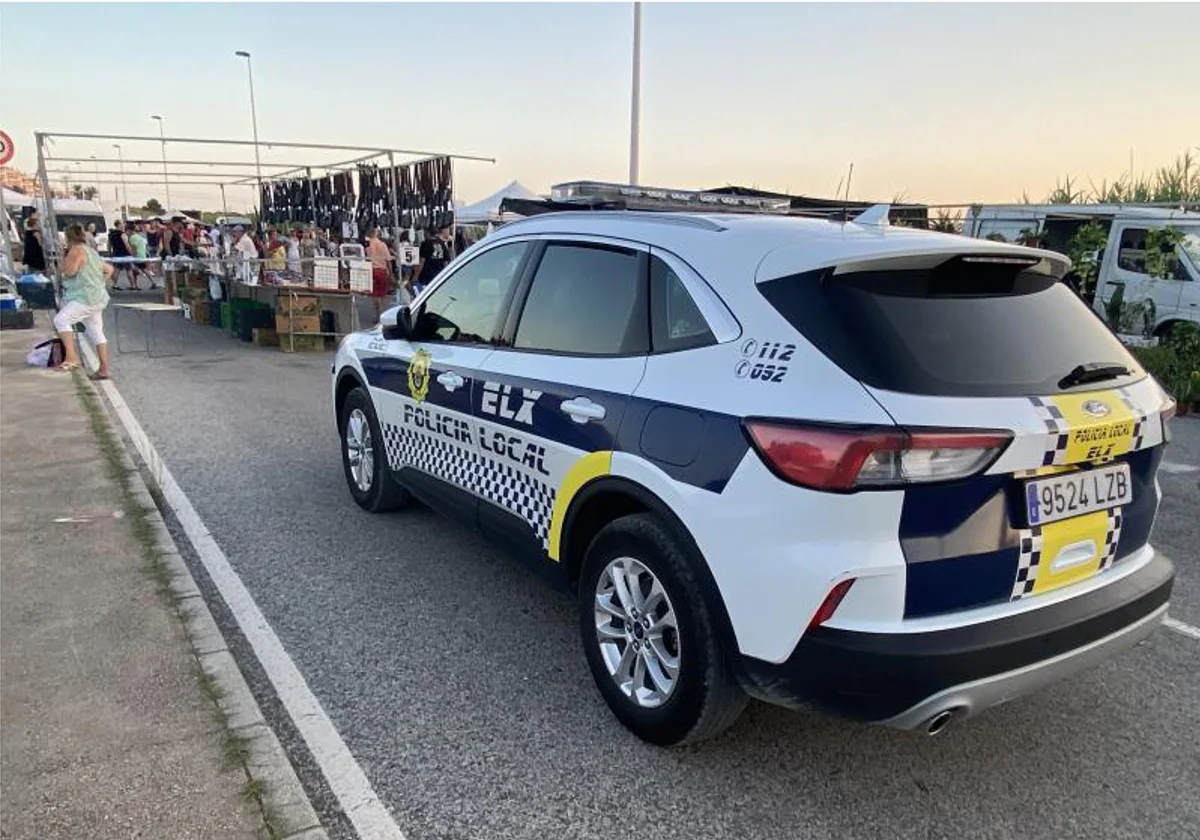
[2,2,1197,212]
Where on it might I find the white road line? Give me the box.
[97,378,406,840]
[1160,461,1199,475]
[1164,616,1200,641]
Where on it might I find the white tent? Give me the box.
[454,181,538,224]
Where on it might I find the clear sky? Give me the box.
[2,2,1197,212]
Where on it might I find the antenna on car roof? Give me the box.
[853,204,891,228]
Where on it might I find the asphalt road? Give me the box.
[102,306,1200,840]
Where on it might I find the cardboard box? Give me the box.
[276,294,319,317]
[190,300,211,325]
[275,314,321,335]
[253,328,279,347]
[279,334,325,353]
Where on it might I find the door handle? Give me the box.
[560,396,607,424]
[436,371,465,392]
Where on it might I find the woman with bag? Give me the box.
[52,224,114,378]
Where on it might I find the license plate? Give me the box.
[1025,463,1131,526]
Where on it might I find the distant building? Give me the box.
[0,168,45,196]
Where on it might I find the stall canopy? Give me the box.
[455,181,538,224]
[3,188,35,209]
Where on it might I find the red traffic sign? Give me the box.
[0,130,14,166]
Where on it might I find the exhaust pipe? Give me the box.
[924,707,964,736]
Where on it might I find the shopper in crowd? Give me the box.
[415,224,454,294]
[366,227,393,291]
[362,227,392,321]
[298,226,317,279]
[181,220,196,249]
[159,220,180,260]
[84,222,99,250]
[53,224,114,378]
[107,219,134,290]
[146,219,162,257]
[233,225,259,284]
[22,211,47,273]
[128,222,149,288]
[286,227,302,275]
[264,229,287,271]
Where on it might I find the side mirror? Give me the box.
[380,305,412,341]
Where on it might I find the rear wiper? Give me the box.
[1058,362,1132,390]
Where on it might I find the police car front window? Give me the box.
[410,242,528,344]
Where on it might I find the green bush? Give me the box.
[1128,322,1200,401]
[1129,345,1177,392]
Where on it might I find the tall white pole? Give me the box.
[152,115,171,208]
[113,144,128,221]
[629,2,642,186]
[236,51,264,226]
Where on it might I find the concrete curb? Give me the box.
[77,336,328,840]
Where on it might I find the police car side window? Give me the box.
[650,256,715,353]
[410,242,528,344]
[513,243,648,356]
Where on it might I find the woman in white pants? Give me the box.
[53,224,114,378]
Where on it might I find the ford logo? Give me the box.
[1082,400,1111,418]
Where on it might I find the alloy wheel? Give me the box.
[345,408,374,493]
[594,556,681,708]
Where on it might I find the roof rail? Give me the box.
[501,210,728,233]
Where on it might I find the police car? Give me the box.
[332,209,1175,745]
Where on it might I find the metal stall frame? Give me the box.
[34,129,492,343]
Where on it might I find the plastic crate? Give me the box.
[313,256,340,290]
[347,259,373,293]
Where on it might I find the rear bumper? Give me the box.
[737,552,1173,725]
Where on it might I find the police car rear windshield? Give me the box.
[759,259,1143,398]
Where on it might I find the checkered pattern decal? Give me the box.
[477,463,556,546]
[1099,506,1124,571]
[1116,387,1148,452]
[381,419,558,550]
[1011,526,1044,600]
[1029,397,1070,466]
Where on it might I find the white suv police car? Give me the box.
[332,210,1175,745]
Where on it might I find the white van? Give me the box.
[963,204,1200,337]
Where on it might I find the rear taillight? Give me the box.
[744,421,1011,491]
[1161,397,1177,442]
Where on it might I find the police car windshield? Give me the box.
[759,263,1144,398]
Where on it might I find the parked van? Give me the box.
[963,204,1200,337]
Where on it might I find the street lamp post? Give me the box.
[151,115,171,208]
[235,51,264,226]
[112,144,129,221]
[629,1,642,186]
[90,154,100,194]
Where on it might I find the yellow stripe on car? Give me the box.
[547,451,613,562]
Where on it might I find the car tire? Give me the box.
[339,386,411,513]
[578,513,747,746]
